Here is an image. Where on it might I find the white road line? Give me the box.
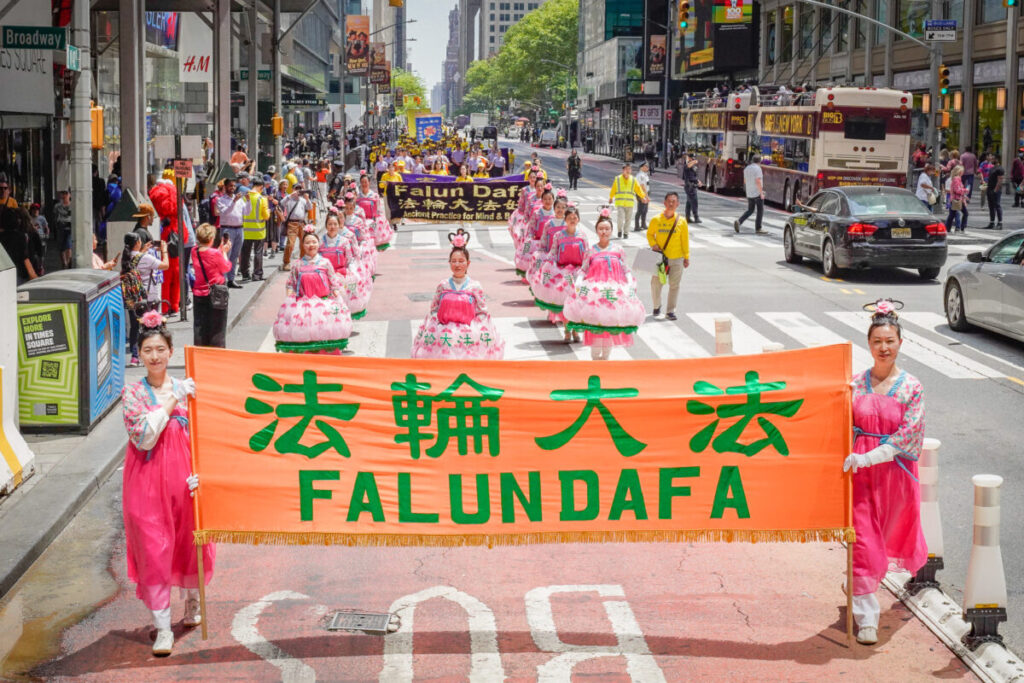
[758,312,872,369]
[231,591,318,683]
[483,227,514,247]
[347,319,389,357]
[635,320,710,358]
[472,245,516,266]
[257,328,276,353]
[688,312,781,355]
[492,316,547,360]
[828,311,1005,379]
[411,231,441,250]
[687,231,752,249]
[900,311,1024,374]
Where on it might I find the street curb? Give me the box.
[883,573,1024,681]
[0,271,278,599]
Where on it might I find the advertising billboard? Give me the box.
[647,34,666,79]
[345,14,370,75]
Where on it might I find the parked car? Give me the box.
[943,230,1024,343]
[534,129,559,148]
[782,186,948,279]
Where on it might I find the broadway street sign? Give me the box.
[2,25,66,50]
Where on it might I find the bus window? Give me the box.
[844,116,887,140]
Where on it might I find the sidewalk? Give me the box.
[0,257,280,597]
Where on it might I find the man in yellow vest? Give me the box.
[608,163,646,239]
[240,177,270,281]
[646,191,689,320]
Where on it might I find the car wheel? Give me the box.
[792,182,801,211]
[784,226,802,263]
[822,239,840,278]
[918,267,940,280]
[783,180,792,211]
[945,280,972,331]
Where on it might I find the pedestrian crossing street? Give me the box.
[257,308,1020,381]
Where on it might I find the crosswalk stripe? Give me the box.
[491,316,546,360]
[346,319,388,357]
[482,227,513,247]
[688,231,752,249]
[634,320,710,358]
[411,231,442,250]
[688,312,780,355]
[257,329,276,353]
[900,311,1023,374]
[828,311,1004,379]
[758,312,872,369]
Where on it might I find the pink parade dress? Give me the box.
[524,216,565,286]
[508,187,533,239]
[344,212,379,276]
[122,378,215,611]
[531,229,589,323]
[515,209,555,278]
[511,196,541,250]
[563,245,646,348]
[412,276,505,359]
[357,191,394,250]
[273,255,353,353]
[850,369,928,596]
[321,231,372,319]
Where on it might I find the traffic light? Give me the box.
[272,114,284,136]
[938,63,950,96]
[1003,0,1016,8]
[678,0,690,30]
[936,111,950,129]
[389,0,403,7]
[90,102,104,150]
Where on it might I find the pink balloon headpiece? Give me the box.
[447,228,471,248]
[139,310,165,330]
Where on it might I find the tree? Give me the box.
[392,66,427,119]
[462,0,578,115]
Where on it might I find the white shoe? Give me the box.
[856,626,878,645]
[183,596,202,627]
[152,628,174,656]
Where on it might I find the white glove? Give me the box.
[173,378,196,402]
[186,474,199,497]
[843,444,898,473]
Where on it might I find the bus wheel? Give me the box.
[783,180,792,211]
[822,239,840,278]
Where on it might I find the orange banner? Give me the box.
[186,345,853,547]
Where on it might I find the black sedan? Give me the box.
[783,186,948,279]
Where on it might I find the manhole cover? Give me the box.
[326,610,395,634]
[407,292,434,302]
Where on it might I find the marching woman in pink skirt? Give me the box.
[511,173,546,250]
[524,191,568,287]
[564,209,646,359]
[121,311,214,656]
[412,229,505,359]
[531,205,590,339]
[272,225,353,353]
[321,211,372,319]
[356,171,394,251]
[509,168,540,242]
[341,191,378,277]
[842,299,928,645]
[515,186,557,279]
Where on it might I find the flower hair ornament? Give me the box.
[862,298,904,317]
[447,228,471,248]
[599,207,612,218]
[343,191,356,201]
[139,310,166,330]
[302,224,318,235]
[556,188,567,198]
[544,183,553,191]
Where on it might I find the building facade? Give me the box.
[457,0,548,102]
[443,6,461,114]
[756,0,1023,163]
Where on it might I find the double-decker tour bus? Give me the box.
[749,86,913,210]
[679,91,751,193]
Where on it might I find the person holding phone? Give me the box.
[192,223,233,347]
[214,177,246,287]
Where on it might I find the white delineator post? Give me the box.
[962,474,1008,649]
[906,438,944,594]
[714,316,732,356]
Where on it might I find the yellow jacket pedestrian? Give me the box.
[646,212,689,260]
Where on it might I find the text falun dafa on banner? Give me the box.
[185,345,853,547]
[385,180,528,223]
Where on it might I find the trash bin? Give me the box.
[16,269,126,433]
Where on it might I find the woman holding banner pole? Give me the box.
[121,311,214,656]
[842,299,927,645]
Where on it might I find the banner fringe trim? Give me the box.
[193,527,856,547]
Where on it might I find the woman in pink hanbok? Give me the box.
[531,206,590,339]
[321,211,372,319]
[357,172,394,250]
[121,311,214,656]
[341,192,378,276]
[564,209,646,359]
[412,229,505,359]
[841,299,928,646]
[272,226,353,353]
[524,192,568,286]
[511,174,547,250]
[508,168,540,239]
[515,187,557,278]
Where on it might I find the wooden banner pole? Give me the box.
[846,541,854,646]
[186,347,209,640]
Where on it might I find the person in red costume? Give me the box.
[149,178,186,316]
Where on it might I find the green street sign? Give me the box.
[2,25,67,50]
[240,69,272,81]
[549,109,558,116]
[66,45,80,72]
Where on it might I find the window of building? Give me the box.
[798,11,813,57]
[781,6,793,62]
[896,0,928,38]
[604,0,645,39]
[944,0,964,24]
[854,15,865,49]
[514,13,522,20]
[490,35,495,42]
[818,8,831,55]
[979,0,1007,23]
[836,2,849,52]
[490,13,495,20]
[766,10,777,65]
[875,0,889,43]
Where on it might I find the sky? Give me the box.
[403,0,458,93]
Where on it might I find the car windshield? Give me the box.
[845,191,931,216]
